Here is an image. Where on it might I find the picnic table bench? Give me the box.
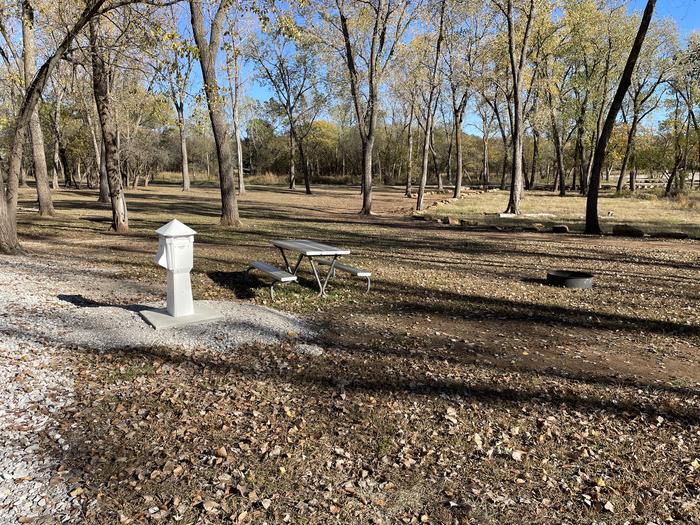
[316,259,372,292]
[246,239,371,298]
[246,261,297,300]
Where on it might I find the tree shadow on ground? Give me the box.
[369,279,700,338]
[74,342,700,425]
[207,271,258,300]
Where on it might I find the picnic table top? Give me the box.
[271,239,351,256]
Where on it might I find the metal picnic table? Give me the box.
[271,239,351,297]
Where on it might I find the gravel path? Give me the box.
[0,254,312,523]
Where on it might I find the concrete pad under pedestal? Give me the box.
[139,302,224,330]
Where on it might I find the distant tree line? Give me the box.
[0,0,698,252]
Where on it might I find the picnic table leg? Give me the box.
[308,256,339,297]
[307,257,327,297]
[277,247,292,273]
[321,256,339,292]
[291,254,304,275]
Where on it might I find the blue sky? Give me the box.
[195,1,700,129]
[633,0,699,36]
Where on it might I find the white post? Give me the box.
[155,220,197,318]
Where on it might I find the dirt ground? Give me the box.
[11,184,700,524]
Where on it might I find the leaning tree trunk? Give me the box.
[0,0,110,254]
[23,0,54,216]
[90,18,128,233]
[586,0,656,234]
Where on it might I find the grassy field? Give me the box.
[418,188,700,237]
[12,183,700,524]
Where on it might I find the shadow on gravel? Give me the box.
[57,294,150,313]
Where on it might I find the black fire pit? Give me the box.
[546,270,593,289]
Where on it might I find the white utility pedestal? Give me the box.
[139,219,223,330]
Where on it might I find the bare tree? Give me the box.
[315,0,417,214]
[154,8,195,191]
[493,0,536,214]
[249,29,324,195]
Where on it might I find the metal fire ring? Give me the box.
[546,270,594,289]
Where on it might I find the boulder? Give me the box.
[612,224,646,238]
[552,225,569,233]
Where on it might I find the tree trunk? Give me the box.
[549,101,566,196]
[234,119,245,195]
[90,18,128,233]
[616,119,638,193]
[586,0,656,234]
[630,165,636,192]
[51,140,60,190]
[98,139,109,202]
[482,136,490,189]
[529,128,539,190]
[189,0,240,226]
[177,106,191,191]
[361,137,373,213]
[503,0,533,215]
[453,109,465,198]
[499,146,508,190]
[50,91,63,190]
[405,109,414,197]
[289,131,296,190]
[19,161,28,188]
[296,132,312,195]
[432,131,443,192]
[23,0,54,216]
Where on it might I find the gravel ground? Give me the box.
[0,254,312,523]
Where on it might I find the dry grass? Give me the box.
[420,189,700,236]
[12,183,700,524]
